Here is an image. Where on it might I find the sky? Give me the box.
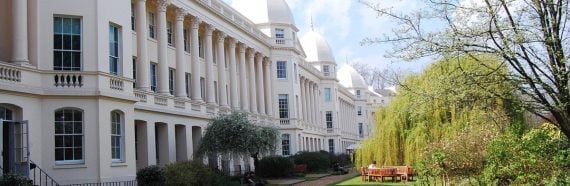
[223,0,434,73]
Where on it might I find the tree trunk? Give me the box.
[251,153,259,173]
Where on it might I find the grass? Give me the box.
[330,175,418,186]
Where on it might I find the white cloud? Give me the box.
[300,0,352,39]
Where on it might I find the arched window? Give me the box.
[111,110,124,162]
[281,134,290,156]
[0,107,13,121]
[55,108,83,164]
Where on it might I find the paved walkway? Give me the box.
[293,172,358,186]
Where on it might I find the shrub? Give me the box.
[0,173,32,186]
[256,156,294,177]
[484,123,570,185]
[329,153,352,166]
[163,160,232,186]
[293,151,331,172]
[136,165,165,186]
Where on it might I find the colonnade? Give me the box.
[134,0,273,116]
[299,77,319,125]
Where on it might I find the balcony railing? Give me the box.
[0,65,21,82]
[54,73,83,87]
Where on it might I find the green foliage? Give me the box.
[0,173,32,186]
[163,160,232,186]
[256,156,295,177]
[484,123,570,185]
[136,165,165,186]
[293,151,331,172]
[329,153,352,166]
[197,112,278,159]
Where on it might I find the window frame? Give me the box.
[150,63,157,92]
[167,21,174,46]
[278,94,289,119]
[275,28,285,39]
[169,68,175,95]
[328,139,335,153]
[148,12,156,39]
[326,111,333,129]
[54,108,84,164]
[111,110,125,163]
[324,88,332,102]
[281,134,290,156]
[109,24,121,75]
[357,106,362,116]
[276,61,287,79]
[53,16,82,71]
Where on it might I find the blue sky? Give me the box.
[224,0,434,73]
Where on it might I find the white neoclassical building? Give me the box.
[0,0,386,184]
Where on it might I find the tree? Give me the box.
[349,62,393,90]
[196,112,278,171]
[360,0,570,138]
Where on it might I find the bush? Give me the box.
[293,151,331,172]
[329,153,352,166]
[0,173,32,186]
[136,165,165,186]
[256,156,294,177]
[484,123,570,185]
[163,160,233,186]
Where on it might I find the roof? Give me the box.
[230,0,296,26]
[337,64,368,89]
[300,30,336,63]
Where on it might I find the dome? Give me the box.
[230,0,296,26]
[300,30,335,63]
[337,64,368,89]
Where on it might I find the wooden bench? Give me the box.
[385,166,415,182]
[368,168,397,182]
[293,164,307,174]
[360,167,369,182]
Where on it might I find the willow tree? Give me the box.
[197,112,278,171]
[360,0,570,139]
[356,55,523,168]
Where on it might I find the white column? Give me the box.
[308,82,314,124]
[300,79,306,121]
[256,54,265,115]
[156,0,170,94]
[228,38,239,109]
[314,85,319,126]
[238,44,249,111]
[205,24,215,104]
[174,9,187,98]
[135,0,150,90]
[303,80,309,122]
[11,0,29,64]
[263,59,273,116]
[167,124,177,163]
[216,31,228,108]
[248,49,257,114]
[190,17,202,101]
[146,121,157,165]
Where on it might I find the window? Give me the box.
[0,107,13,121]
[198,35,204,58]
[323,65,330,76]
[200,77,205,100]
[278,94,289,119]
[356,90,361,98]
[55,108,83,163]
[109,24,120,75]
[328,139,334,153]
[292,32,296,40]
[111,111,124,162]
[148,12,155,38]
[167,21,174,45]
[131,3,135,31]
[133,57,136,88]
[275,28,284,38]
[281,134,290,156]
[183,29,189,52]
[185,73,191,98]
[169,68,175,95]
[150,63,157,92]
[358,123,363,137]
[357,106,362,116]
[277,61,287,79]
[53,17,81,71]
[324,88,331,102]
[326,111,333,129]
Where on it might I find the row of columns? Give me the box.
[299,136,323,152]
[134,0,273,116]
[300,77,319,125]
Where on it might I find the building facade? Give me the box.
[0,0,385,184]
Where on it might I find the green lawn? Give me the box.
[331,176,418,186]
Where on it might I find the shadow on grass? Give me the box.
[329,175,418,186]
